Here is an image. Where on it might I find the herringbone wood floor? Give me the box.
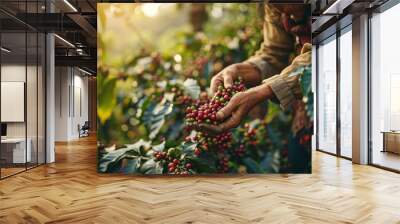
[0,135,399,224]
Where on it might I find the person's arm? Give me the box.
[210,4,295,95]
[245,4,295,79]
[262,43,311,110]
[197,43,311,134]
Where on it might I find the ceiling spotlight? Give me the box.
[63,0,78,12]
[1,47,11,53]
[323,0,354,15]
[78,67,93,76]
[54,34,75,48]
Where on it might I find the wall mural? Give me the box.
[97,3,312,175]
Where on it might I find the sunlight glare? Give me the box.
[141,3,162,17]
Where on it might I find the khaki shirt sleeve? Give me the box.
[262,43,312,110]
[246,4,295,78]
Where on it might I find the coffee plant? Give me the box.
[97,4,312,174]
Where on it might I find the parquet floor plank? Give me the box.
[0,135,399,223]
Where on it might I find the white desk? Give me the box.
[1,138,31,163]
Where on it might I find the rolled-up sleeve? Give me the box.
[263,43,312,110]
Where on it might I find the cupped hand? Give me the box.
[210,62,262,95]
[197,83,273,135]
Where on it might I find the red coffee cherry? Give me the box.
[181,78,246,172]
[185,77,246,128]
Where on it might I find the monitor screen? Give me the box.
[1,123,7,137]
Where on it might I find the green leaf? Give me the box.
[166,119,184,140]
[140,159,163,174]
[165,140,180,149]
[299,66,313,118]
[167,147,181,159]
[153,141,166,152]
[149,114,167,139]
[136,96,152,118]
[98,139,150,173]
[180,141,197,157]
[121,157,140,174]
[183,79,200,99]
[189,153,217,173]
[260,151,280,173]
[97,76,117,124]
[203,61,213,79]
[299,66,312,94]
[142,98,174,140]
[243,157,264,173]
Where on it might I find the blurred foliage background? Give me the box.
[97,3,312,174]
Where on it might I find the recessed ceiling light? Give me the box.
[78,67,93,76]
[63,0,78,12]
[54,34,75,48]
[323,0,354,15]
[1,47,11,53]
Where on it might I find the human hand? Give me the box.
[197,83,273,135]
[210,62,262,95]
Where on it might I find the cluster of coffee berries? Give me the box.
[153,151,167,161]
[176,95,192,105]
[185,78,246,127]
[153,150,193,174]
[217,155,229,173]
[167,158,193,175]
[244,129,257,145]
[168,86,193,105]
[234,144,246,156]
[186,132,233,155]
[281,148,289,157]
[243,124,258,146]
[181,78,248,174]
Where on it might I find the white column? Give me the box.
[352,14,369,164]
[46,33,55,163]
[45,1,55,163]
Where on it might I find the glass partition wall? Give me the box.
[370,2,400,172]
[339,26,352,159]
[317,35,337,155]
[0,2,46,179]
[316,25,353,159]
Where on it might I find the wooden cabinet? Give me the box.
[382,132,400,154]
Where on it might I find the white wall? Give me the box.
[55,67,69,141]
[54,67,89,141]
